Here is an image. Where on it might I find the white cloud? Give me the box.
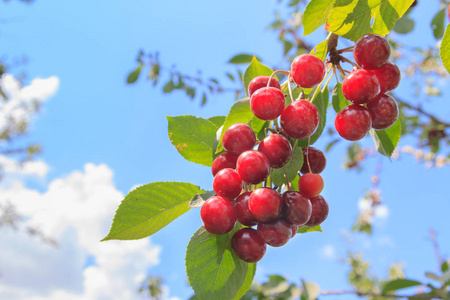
[0,155,49,177]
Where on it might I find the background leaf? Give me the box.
[393,13,415,34]
[243,57,276,96]
[271,141,303,187]
[298,87,329,147]
[229,54,262,64]
[297,225,322,234]
[126,64,143,84]
[369,118,402,158]
[440,24,450,74]
[382,279,422,293]
[303,0,337,36]
[189,190,215,208]
[309,39,329,61]
[332,83,351,113]
[431,8,446,40]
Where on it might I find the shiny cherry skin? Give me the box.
[290,224,298,238]
[280,100,319,139]
[250,87,286,121]
[298,173,324,198]
[213,168,242,199]
[371,62,401,93]
[231,228,266,263]
[291,54,326,88]
[248,76,281,97]
[249,187,283,222]
[211,152,238,176]
[222,123,256,156]
[342,69,380,104]
[235,191,258,226]
[300,147,326,174]
[305,195,329,227]
[367,94,399,130]
[353,34,391,70]
[258,134,292,168]
[236,150,270,184]
[257,219,292,247]
[335,104,372,141]
[282,191,312,226]
[200,196,237,235]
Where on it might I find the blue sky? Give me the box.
[0,1,449,299]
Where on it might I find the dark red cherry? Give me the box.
[231,228,266,263]
[258,134,292,168]
[257,219,292,247]
[371,62,401,93]
[211,152,238,176]
[305,195,329,227]
[354,34,391,70]
[213,168,242,199]
[300,147,326,174]
[280,100,319,139]
[248,76,281,97]
[222,123,256,156]
[335,104,372,141]
[250,87,286,121]
[291,54,326,88]
[298,173,324,198]
[290,225,298,238]
[367,94,399,130]
[282,191,312,226]
[236,150,270,184]
[248,187,283,222]
[235,191,258,226]
[200,196,237,235]
[342,69,380,104]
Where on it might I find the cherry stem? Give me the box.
[282,166,291,191]
[321,69,334,93]
[337,46,354,53]
[244,182,249,193]
[269,168,273,188]
[287,73,295,103]
[267,70,289,88]
[308,64,333,102]
[339,55,360,68]
[333,65,340,83]
[336,63,347,78]
[306,136,312,174]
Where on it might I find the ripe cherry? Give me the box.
[298,173,324,198]
[342,69,380,104]
[200,196,237,235]
[248,187,283,222]
[250,87,286,121]
[305,195,329,227]
[248,76,281,97]
[236,150,270,184]
[257,219,292,247]
[282,191,312,226]
[280,100,319,139]
[300,147,326,174]
[291,54,326,88]
[258,134,292,168]
[213,168,242,199]
[367,94,399,130]
[290,225,298,238]
[231,228,266,263]
[211,152,238,176]
[371,61,401,93]
[335,104,372,141]
[235,191,258,226]
[353,34,391,70]
[222,123,256,156]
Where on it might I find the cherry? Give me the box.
[290,225,298,238]
[305,195,329,227]
[298,173,324,198]
[222,123,256,156]
[200,196,237,235]
[280,100,319,139]
[258,134,292,168]
[335,104,372,141]
[282,191,312,226]
[213,168,242,199]
[300,147,326,174]
[291,54,326,88]
[353,34,391,70]
[250,87,286,121]
[257,219,292,247]
[248,76,281,97]
[236,150,270,184]
[342,69,380,104]
[371,61,401,93]
[235,191,258,226]
[248,187,283,222]
[231,228,266,263]
[366,94,399,130]
[211,152,238,176]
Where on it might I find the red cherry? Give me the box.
[342,69,380,104]
[258,134,292,168]
[290,225,298,238]
[280,100,319,139]
[200,196,237,235]
[291,54,326,88]
[257,219,292,247]
[211,152,238,177]
[335,104,372,141]
[248,187,283,222]
[298,173,324,198]
[300,147,326,174]
[367,94,399,130]
[213,168,242,199]
[371,62,401,93]
[305,195,329,227]
[282,191,312,226]
[353,34,391,70]
[236,150,270,184]
[235,191,258,226]
[231,228,266,263]
[250,87,286,121]
[222,123,256,156]
[248,76,281,97]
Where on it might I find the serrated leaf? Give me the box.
[168,115,219,166]
[297,225,322,234]
[432,8,446,40]
[189,190,216,208]
[243,57,276,96]
[298,87,329,147]
[369,118,402,158]
[332,83,351,113]
[271,141,303,187]
[382,279,422,293]
[310,39,329,61]
[186,225,256,300]
[326,0,415,42]
[229,54,262,64]
[208,116,226,128]
[127,64,143,84]
[303,0,337,36]
[102,182,204,241]
[440,24,450,74]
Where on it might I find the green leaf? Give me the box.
[163,80,175,93]
[309,39,329,61]
[189,190,215,208]
[326,0,415,42]
[208,116,226,128]
[425,272,442,283]
[229,54,262,64]
[303,0,337,36]
[369,118,402,158]
[168,116,219,166]
[297,225,322,234]
[298,87,329,147]
[271,141,303,187]
[440,24,450,74]
[102,182,204,241]
[393,13,415,34]
[382,279,422,293]
[251,116,268,140]
[283,40,294,55]
[186,225,256,300]
[442,260,449,273]
[332,83,351,113]
[432,8,446,40]
[243,57,276,96]
[127,64,143,84]
[301,280,320,300]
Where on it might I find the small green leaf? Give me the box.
[102,182,204,241]
[186,225,256,300]
[189,190,215,208]
[243,57,276,96]
[127,64,143,84]
[442,260,449,273]
[369,118,402,158]
[440,24,450,74]
[229,54,262,64]
[271,141,303,187]
[297,225,322,234]
[301,280,320,300]
[431,8,446,40]
[393,13,415,34]
[425,272,442,283]
[332,83,351,113]
[163,80,175,93]
[298,87,329,147]
[283,40,294,55]
[310,39,329,61]
[382,279,422,293]
[303,0,337,36]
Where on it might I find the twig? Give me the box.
[320,290,437,299]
